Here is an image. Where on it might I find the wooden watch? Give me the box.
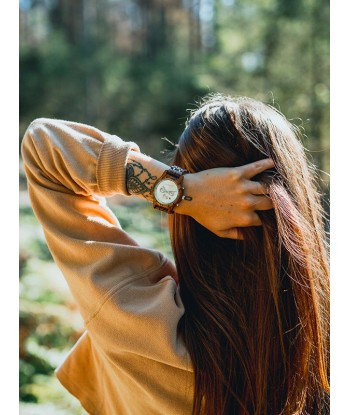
[152,166,189,214]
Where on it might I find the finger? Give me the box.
[245,180,269,195]
[217,228,245,240]
[248,212,263,226]
[250,195,274,211]
[240,158,275,179]
[238,212,263,227]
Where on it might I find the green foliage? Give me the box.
[20,30,85,130]
[111,200,173,259]
[19,0,329,172]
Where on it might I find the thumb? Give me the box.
[218,227,244,240]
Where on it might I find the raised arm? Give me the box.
[21,118,170,323]
[21,117,274,365]
[22,119,273,314]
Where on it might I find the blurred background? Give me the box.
[19,0,329,414]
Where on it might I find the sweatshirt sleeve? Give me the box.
[21,118,180,328]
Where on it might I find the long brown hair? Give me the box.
[169,95,329,414]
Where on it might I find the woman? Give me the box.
[21,94,329,414]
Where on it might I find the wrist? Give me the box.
[126,151,168,202]
[173,173,197,216]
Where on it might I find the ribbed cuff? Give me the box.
[97,135,140,196]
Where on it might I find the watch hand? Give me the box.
[160,187,175,196]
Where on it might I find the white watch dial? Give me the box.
[154,179,179,205]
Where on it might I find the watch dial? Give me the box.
[154,179,179,205]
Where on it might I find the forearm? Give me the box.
[22,118,140,198]
[126,151,168,202]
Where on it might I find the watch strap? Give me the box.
[167,165,188,179]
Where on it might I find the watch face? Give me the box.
[154,179,179,205]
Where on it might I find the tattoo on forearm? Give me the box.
[126,160,158,200]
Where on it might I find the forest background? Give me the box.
[19,0,329,414]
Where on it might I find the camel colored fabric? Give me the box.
[22,119,194,415]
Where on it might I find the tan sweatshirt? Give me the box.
[21,119,194,415]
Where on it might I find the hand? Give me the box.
[175,159,275,239]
